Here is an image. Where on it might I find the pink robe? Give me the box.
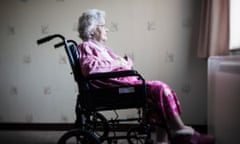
[78,40,181,123]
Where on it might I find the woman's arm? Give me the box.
[78,42,132,76]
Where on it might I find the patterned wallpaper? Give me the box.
[0,0,208,124]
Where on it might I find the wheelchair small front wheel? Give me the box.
[127,126,152,144]
[57,129,101,144]
[87,112,109,140]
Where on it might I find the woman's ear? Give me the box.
[90,29,96,37]
[89,31,94,39]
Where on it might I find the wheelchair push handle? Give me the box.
[36,34,65,45]
[54,40,78,49]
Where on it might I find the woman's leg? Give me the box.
[168,113,185,130]
[156,106,215,144]
[146,81,214,143]
[165,100,216,144]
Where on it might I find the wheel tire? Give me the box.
[57,129,101,144]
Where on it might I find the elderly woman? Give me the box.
[77,9,214,144]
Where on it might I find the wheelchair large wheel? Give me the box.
[127,126,153,144]
[86,112,109,141]
[58,129,100,144]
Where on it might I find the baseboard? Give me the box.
[0,123,207,133]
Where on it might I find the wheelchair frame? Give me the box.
[37,34,171,144]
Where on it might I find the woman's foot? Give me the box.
[172,131,215,144]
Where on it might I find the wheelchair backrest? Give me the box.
[64,43,85,84]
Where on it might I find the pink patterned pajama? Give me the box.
[78,40,182,123]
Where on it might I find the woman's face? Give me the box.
[92,18,108,43]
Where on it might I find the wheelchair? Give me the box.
[37,34,171,144]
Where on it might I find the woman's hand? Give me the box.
[116,57,128,67]
[123,55,129,61]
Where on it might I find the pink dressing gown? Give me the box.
[78,40,182,123]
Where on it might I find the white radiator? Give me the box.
[208,55,240,144]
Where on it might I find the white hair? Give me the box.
[78,9,106,41]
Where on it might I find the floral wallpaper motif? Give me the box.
[41,25,50,35]
[7,26,16,36]
[109,22,119,32]
[9,86,18,96]
[147,21,156,31]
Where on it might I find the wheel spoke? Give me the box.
[127,126,150,144]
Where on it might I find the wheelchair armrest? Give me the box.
[86,70,145,82]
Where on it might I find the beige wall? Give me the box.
[0,0,207,125]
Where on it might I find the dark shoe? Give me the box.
[172,132,215,144]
